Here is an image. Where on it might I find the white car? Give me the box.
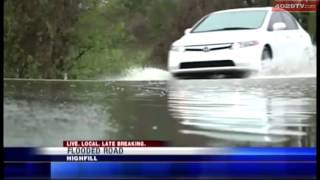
[168,7,313,78]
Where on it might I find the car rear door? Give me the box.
[280,12,308,61]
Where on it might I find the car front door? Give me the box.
[267,11,289,62]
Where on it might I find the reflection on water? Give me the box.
[4,81,175,146]
[4,77,316,147]
[168,78,316,147]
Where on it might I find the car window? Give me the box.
[281,12,299,30]
[192,10,268,33]
[268,12,284,31]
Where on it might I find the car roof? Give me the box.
[212,7,274,14]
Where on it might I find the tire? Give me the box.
[261,46,272,70]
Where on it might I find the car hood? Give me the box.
[173,30,262,46]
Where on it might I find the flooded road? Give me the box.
[4,76,316,147]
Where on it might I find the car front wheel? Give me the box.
[261,46,272,70]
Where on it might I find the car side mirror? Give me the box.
[184,28,192,34]
[272,22,287,31]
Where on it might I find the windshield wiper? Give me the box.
[217,27,255,31]
[196,27,255,33]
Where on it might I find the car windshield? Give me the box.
[192,10,268,33]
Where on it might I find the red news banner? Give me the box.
[273,0,319,12]
[63,140,166,147]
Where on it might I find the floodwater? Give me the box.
[4,76,316,147]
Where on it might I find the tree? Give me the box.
[4,0,315,79]
[4,0,83,78]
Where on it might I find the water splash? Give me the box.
[254,46,316,79]
[118,67,172,81]
[106,46,316,81]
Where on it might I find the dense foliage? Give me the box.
[4,0,316,79]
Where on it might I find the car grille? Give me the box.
[180,60,235,69]
[184,43,232,52]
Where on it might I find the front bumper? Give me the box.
[168,46,262,75]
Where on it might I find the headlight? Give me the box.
[232,41,259,49]
[170,45,185,52]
